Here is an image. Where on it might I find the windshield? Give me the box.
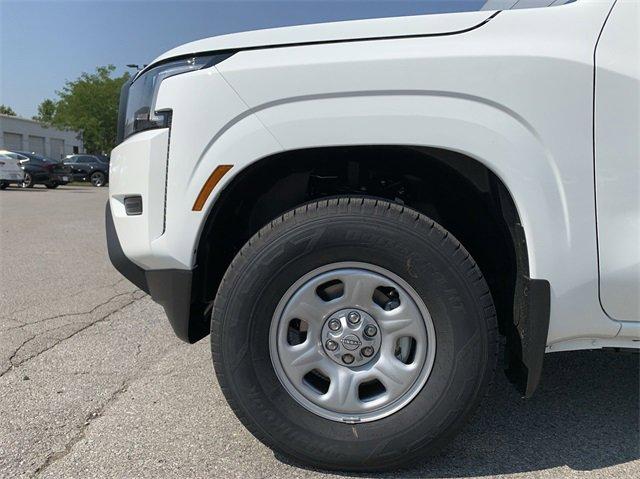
[17,151,53,162]
[0,151,27,160]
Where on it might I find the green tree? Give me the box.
[33,99,57,124]
[0,104,17,116]
[51,65,130,154]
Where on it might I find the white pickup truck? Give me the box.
[107,0,639,471]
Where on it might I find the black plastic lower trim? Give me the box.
[505,277,551,398]
[145,268,206,343]
[105,203,206,343]
[124,195,143,216]
[105,202,149,293]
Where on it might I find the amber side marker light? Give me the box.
[192,165,233,211]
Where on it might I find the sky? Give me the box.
[1,0,485,118]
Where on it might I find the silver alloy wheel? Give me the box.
[270,262,436,423]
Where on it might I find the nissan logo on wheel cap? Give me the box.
[340,335,362,350]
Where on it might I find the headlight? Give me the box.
[117,53,232,142]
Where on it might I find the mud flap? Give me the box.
[505,276,551,397]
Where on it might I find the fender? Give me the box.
[188,89,617,346]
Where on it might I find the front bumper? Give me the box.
[106,202,207,342]
[109,128,189,269]
[51,173,71,184]
[0,172,25,182]
[106,66,282,342]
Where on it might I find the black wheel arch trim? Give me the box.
[105,202,207,343]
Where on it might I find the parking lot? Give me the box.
[0,186,638,478]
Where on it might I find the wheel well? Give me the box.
[194,145,527,340]
[192,145,547,393]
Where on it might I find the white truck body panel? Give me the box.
[110,0,640,351]
[152,10,495,64]
[594,0,640,322]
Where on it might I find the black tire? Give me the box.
[0,182,7,190]
[21,173,33,188]
[45,183,59,189]
[90,171,106,187]
[211,197,498,471]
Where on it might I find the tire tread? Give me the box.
[211,196,498,471]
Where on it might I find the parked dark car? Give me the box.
[63,155,109,186]
[11,151,72,189]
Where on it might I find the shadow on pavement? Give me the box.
[0,187,47,192]
[0,186,99,193]
[277,349,639,477]
[56,187,100,192]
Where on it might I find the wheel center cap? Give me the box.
[340,335,361,350]
[321,308,381,367]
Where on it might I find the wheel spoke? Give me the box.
[285,286,331,332]
[332,270,381,310]
[321,368,361,411]
[377,302,424,340]
[373,356,416,397]
[279,341,325,382]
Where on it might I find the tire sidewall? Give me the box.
[91,172,105,186]
[22,173,33,188]
[214,201,493,468]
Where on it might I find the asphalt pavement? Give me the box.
[0,185,638,478]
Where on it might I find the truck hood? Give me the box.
[152,10,497,64]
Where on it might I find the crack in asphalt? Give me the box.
[29,339,185,478]
[0,292,144,377]
[3,332,38,375]
[32,379,130,478]
[2,290,138,333]
[28,326,176,477]
[1,277,130,326]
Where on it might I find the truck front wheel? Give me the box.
[211,197,497,471]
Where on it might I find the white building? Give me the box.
[0,114,84,159]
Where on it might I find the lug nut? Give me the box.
[342,354,355,365]
[328,319,341,331]
[364,325,378,338]
[325,340,338,351]
[361,346,374,358]
[347,311,361,325]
